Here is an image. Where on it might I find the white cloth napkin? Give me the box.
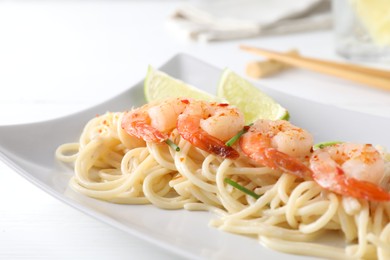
[166,0,332,42]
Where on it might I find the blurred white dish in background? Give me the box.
[166,0,331,42]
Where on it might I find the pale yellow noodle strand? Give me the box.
[346,200,370,258]
[220,219,322,242]
[294,183,322,206]
[98,169,122,181]
[223,182,278,220]
[73,154,156,199]
[262,206,286,217]
[269,195,282,210]
[373,203,385,235]
[263,215,288,226]
[299,193,339,234]
[174,142,217,193]
[285,181,319,228]
[215,159,247,213]
[296,201,330,216]
[109,196,150,205]
[277,174,296,204]
[345,243,378,260]
[171,179,193,197]
[259,236,352,260]
[100,151,122,169]
[188,185,221,207]
[184,203,228,218]
[55,143,79,162]
[377,224,390,259]
[74,139,107,186]
[337,203,358,242]
[201,154,218,181]
[148,142,176,171]
[143,168,197,209]
[69,177,148,204]
[227,166,278,176]
[366,233,390,258]
[74,146,142,191]
[151,173,172,196]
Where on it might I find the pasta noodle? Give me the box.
[56,111,390,259]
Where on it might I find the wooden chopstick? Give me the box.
[240,45,390,91]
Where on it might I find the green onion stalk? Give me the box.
[224,178,261,199]
[165,139,180,152]
[225,123,254,147]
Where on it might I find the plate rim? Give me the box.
[1,52,390,260]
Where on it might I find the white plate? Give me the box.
[0,54,389,260]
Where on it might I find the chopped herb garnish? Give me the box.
[281,111,290,121]
[225,123,254,147]
[313,141,343,150]
[165,139,180,152]
[224,178,260,199]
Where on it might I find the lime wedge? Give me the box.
[217,68,289,124]
[144,66,218,102]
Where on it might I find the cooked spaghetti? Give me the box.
[56,100,390,259]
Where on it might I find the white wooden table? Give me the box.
[1,1,389,259]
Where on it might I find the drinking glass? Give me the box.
[332,0,390,62]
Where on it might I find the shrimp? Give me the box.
[121,98,188,143]
[239,119,313,178]
[177,100,245,159]
[310,143,390,201]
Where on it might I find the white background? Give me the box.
[1,1,389,259]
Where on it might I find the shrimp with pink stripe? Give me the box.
[310,143,390,201]
[121,98,188,143]
[177,100,245,159]
[239,119,313,178]
[121,98,245,159]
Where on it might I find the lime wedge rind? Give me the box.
[144,66,289,124]
[144,66,218,102]
[217,68,289,124]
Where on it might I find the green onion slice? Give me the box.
[313,141,343,150]
[225,123,253,147]
[281,111,290,121]
[224,178,260,199]
[165,139,180,152]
